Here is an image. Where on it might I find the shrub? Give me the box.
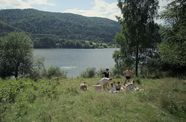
[0,32,33,78]
[29,57,46,80]
[110,67,122,78]
[133,77,141,85]
[46,66,66,79]
[80,68,96,78]
[96,68,105,77]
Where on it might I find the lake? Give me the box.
[34,48,118,77]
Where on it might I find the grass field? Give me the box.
[0,77,186,122]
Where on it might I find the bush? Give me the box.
[0,32,33,78]
[46,66,66,79]
[110,67,123,78]
[133,77,141,85]
[96,68,105,77]
[29,57,46,80]
[80,68,96,78]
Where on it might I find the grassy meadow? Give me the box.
[0,77,186,122]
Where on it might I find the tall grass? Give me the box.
[0,78,186,122]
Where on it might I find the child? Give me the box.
[116,82,121,91]
[80,82,88,91]
[109,83,116,93]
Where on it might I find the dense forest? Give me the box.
[0,9,120,48]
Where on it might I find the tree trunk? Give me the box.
[15,63,19,78]
[135,35,139,77]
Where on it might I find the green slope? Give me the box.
[0,9,120,45]
[0,20,21,36]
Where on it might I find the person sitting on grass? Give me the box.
[116,81,121,91]
[109,83,117,93]
[80,82,88,91]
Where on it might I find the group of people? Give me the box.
[98,68,135,93]
[80,68,137,92]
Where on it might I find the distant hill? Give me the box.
[0,9,120,48]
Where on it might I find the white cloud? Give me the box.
[64,0,171,21]
[64,0,120,21]
[0,0,54,9]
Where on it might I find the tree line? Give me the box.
[33,37,115,49]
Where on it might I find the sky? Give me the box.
[0,0,170,21]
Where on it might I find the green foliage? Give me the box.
[0,20,20,36]
[80,68,96,78]
[158,0,186,76]
[95,68,104,77]
[116,0,160,76]
[159,41,186,66]
[46,66,66,79]
[138,78,186,118]
[0,32,33,78]
[0,9,120,48]
[29,57,46,80]
[0,78,59,121]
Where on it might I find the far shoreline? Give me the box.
[33,47,119,49]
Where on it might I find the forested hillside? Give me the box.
[0,9,120,48]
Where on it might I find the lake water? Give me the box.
[34,48,118,77]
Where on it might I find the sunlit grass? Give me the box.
[0,78,186,122]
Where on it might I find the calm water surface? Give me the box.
[34,48,118,77]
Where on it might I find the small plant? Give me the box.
[46,66,66,79]
[96,68,105,77]
[29,57,46,80]
[80,67,96,78]
[134,77,141,85]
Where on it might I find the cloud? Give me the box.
[64,0,170,21]
[0,0,54,9]
[64,0,120,21]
